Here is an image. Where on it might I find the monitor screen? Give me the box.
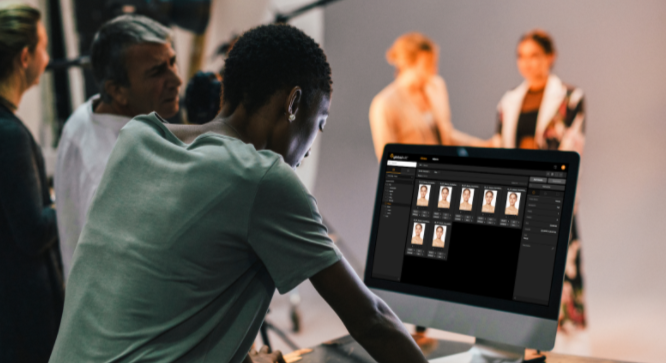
[366,147,577,319]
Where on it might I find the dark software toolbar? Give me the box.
[372,155,568,306]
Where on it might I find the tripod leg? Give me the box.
[289,289,301,333]
[259,321,271,352]
[265,321,300,351]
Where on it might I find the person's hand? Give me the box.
[247,346,286,363]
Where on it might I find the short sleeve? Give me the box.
[247,160,341,294]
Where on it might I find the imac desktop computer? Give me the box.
[364,144,580,362]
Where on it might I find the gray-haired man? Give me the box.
[55,15,182,277]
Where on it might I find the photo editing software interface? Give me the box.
[372,154,569,305]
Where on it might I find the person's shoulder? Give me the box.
[564,83,584,108]
[115,113,181,149]
[0,112,21,133]
[118,113,163,135]
[59,99,96,146]
[371,81,401,107]
[258,156,307,195]
[429,74,448,89]
[499,82,527,105]
[0,112,28,145]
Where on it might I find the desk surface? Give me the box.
[295,335,632,363]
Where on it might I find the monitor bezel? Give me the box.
[363,144,580,321]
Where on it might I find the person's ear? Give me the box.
[285,86,303,122]
[15,46,30,71]
[104,80,129,107]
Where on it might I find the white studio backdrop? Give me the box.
[318,1,666,362]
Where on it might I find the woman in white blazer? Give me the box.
[490,30,587,345]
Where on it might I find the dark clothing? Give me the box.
[0,103,64,362]
[515,110,538,148]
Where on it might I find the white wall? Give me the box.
[318,1,666,361]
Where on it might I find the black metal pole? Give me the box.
[274,0,343,23]
[46,0,73,146]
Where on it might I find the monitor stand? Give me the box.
[430,338,524,363]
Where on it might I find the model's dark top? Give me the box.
[0,102,64,362]
[515,88,544,148]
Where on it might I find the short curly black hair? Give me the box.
[222,24,332,114]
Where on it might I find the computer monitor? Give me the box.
[364,144,579,362]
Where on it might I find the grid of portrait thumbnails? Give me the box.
[406,181,526,261]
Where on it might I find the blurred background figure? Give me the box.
[54,14,182,278]
[489,29,587,352]
[0,3,64,362]
[185,71,222,124]
[369,32,482,161]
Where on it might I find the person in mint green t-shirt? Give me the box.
[49,24,429,363]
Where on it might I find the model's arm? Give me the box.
[450,129,495,147]
[425,75,453,145]
[0,121,58,257]
[369,97,397,161]
[310,258,428,363]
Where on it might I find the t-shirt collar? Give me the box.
[88,95,133,133]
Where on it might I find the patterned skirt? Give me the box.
[559,215,586,332]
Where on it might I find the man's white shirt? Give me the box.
[55,95,131,278]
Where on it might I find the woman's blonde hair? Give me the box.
[0,3,41,81]
[386,32,438,74]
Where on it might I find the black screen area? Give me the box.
[401,223,522,301]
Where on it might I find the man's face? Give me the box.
[485,192,493,205]
[463,190,470,202]
[436,228,443,239]
[123,42,182,118]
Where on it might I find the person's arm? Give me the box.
[425,75,490,147]
[369,96,397,161]
[450,129,495,147]
[425,75,453,145]
[310,258,428,363]
[0,120,58,256]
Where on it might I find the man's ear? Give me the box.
[104,80,129,106]
[285,86,303,120]
[16,46,30,71]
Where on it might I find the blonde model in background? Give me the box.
[369,33,483,160]
[411,223,424,245]
[438,187,450,208]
